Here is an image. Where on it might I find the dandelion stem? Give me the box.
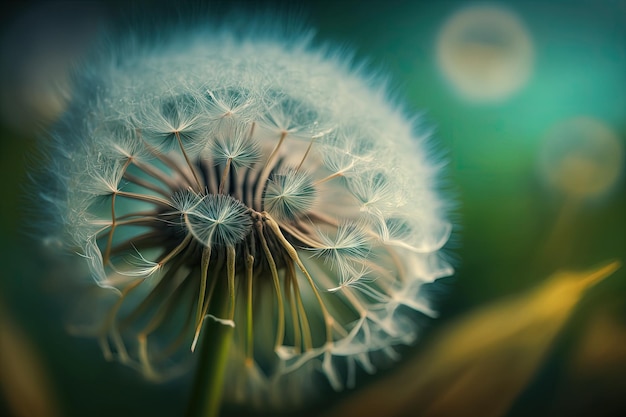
[195,246,212,334]
[185,278,233,417]
[227,246,236,320]
[191,256,222,352]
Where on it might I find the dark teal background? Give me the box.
[1,1,624,416]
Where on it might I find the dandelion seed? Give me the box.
[170,189,204,214]
[36,15,453,412]
[310,222,372,274]
[113,247,161,277]
[205,122,261,170]
[139,92,208,153]
[185,194,252,247]
[205,87,257,121]
[263,169,317,220]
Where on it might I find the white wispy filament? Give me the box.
[39,19,454,410]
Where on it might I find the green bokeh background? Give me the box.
[1,1,624,416]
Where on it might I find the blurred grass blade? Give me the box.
[0,302,61,417]
[326,260,621,417]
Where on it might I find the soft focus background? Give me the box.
[1,1,624,416]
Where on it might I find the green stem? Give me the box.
[186,283,233,417]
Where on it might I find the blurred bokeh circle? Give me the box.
[538,116,624,200]
[436,4,534,102]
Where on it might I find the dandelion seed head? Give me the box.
[37,14,454,411]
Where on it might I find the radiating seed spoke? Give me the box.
[264,213,333,345]
[175,131,203,190]
[257,221,286,349]
[245,253,255,365]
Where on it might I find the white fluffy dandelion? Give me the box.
[39,17,453,411]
